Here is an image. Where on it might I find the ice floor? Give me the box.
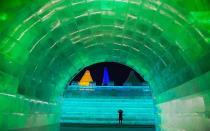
[60,123,155,131]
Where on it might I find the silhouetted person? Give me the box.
[118,109,123,125]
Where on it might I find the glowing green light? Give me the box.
[0,13,7,21]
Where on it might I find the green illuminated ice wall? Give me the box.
[0,0,210,130]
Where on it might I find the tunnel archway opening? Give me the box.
[69,62,146,86]
[61,62,156,129]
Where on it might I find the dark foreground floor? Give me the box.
[60,123,155,131]
[9,123,155,131]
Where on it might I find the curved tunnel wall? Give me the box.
[0,0,210,130]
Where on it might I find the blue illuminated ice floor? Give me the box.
[61,86,156,127]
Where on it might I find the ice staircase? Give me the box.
[60,86,156,125]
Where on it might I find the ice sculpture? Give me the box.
[123,71,141,86]
[102,67,110,86]
[79,70,93,86]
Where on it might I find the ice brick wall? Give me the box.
[0,93,60,130]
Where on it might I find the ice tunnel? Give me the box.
[0,0,210,130]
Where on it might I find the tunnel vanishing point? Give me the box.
[0,0,210,131]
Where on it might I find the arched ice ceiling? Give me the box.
[0,0,210,102]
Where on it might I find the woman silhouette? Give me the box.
[118,109,123,125]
